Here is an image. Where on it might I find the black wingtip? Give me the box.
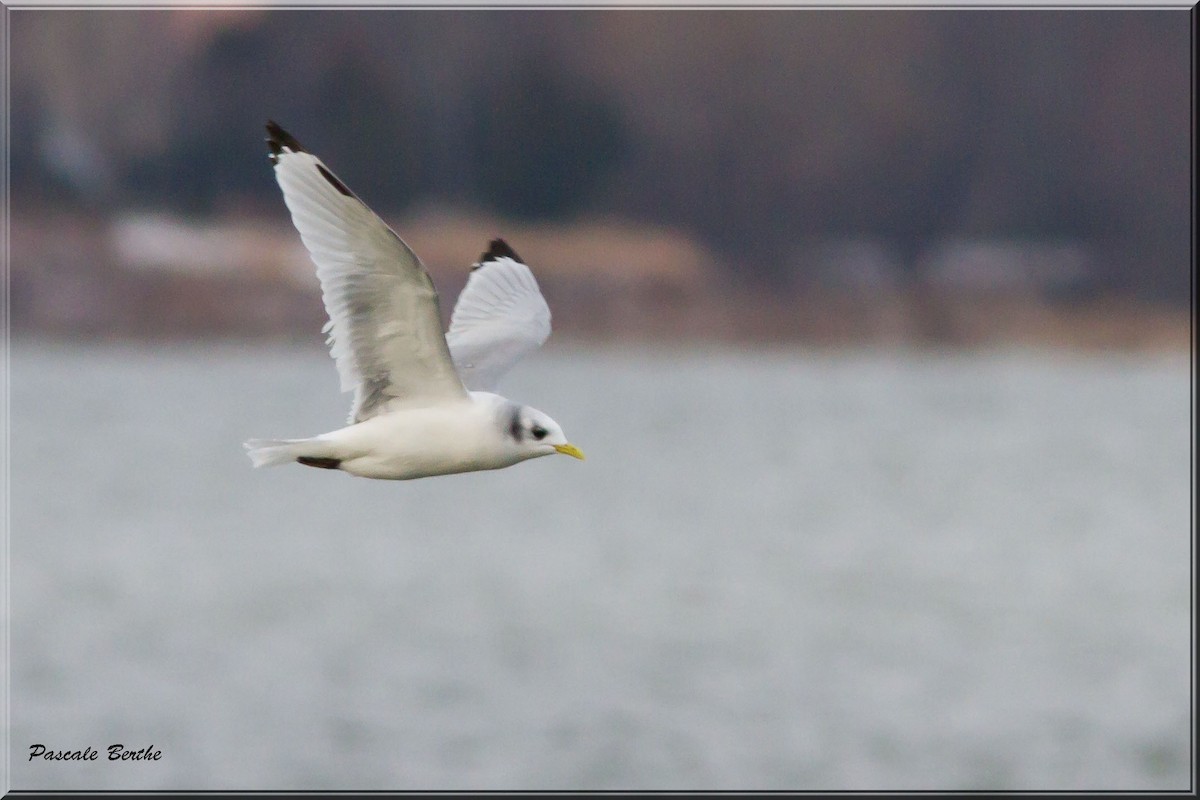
[297,456,341,470]
[265,120,305,163]
[316,164,353,197]
[477,238,523,267]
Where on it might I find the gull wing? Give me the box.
[446,240,552,392]
[266,122,467,422]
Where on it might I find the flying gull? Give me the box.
[245,121,584,479]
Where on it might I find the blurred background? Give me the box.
[6,7,1193,792]
[8,8,1192,344]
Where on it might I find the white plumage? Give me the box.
[245,121,583,480]
[447,253,551,392]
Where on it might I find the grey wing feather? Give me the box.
[267,123,467,422]
[446,248,552,392]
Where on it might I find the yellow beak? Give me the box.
[553,443,586,460]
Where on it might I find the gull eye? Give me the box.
[531,425,548,441]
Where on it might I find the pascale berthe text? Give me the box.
[28,744,162,762]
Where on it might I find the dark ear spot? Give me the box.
[509,408,523,442]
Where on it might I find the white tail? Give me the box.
[244,438,308,468]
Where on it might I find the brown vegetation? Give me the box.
[10,211,1188,352]
[9,9,1191,307]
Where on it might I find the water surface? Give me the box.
[9,341,1192,790]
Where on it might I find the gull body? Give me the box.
[245,122,583,480]
[251,392,570,480]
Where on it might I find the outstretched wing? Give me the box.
[266,121,467,422]
[446,239,552,392]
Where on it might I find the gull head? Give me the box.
[511,405,585,461]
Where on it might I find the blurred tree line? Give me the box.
[10,9,1191,304]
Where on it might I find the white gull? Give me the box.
[245,121,584,480]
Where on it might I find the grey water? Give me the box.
[8,340,1192,790]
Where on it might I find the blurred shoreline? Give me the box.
[10,209,1191,352]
